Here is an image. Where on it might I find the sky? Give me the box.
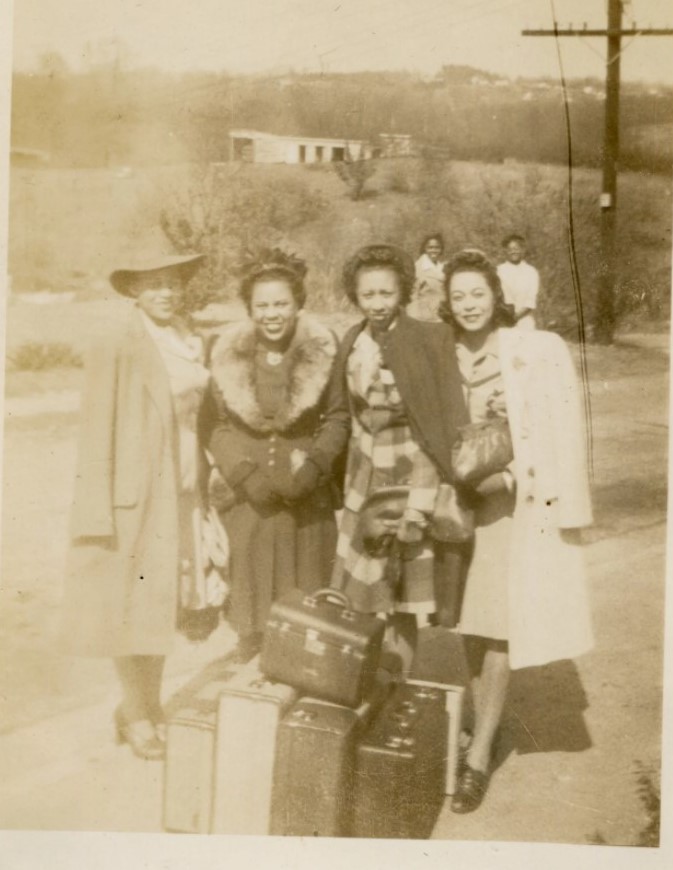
[9,0,673,84]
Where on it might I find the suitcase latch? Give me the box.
[248,678,271,690]
[413,688,440,701]
[293,709,318,722]
[304,629,326,656]
[385,735,416,749]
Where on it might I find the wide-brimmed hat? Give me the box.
[109,253,206,297]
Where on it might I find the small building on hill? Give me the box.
[229,130,373,164]
[228,130,413,164]
[379,133,413,157]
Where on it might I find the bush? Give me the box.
[333,146,377,200]
[159,165,330,312]
[634,761,660,847]
[383,160,415,194]
[9,342,83,371]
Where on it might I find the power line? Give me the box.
[547,0,593,478]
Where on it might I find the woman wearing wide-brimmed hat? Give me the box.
[60,252,226,760]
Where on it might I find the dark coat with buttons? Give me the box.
[202,313,347,636]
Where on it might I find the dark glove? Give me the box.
[240,469,279,509]
[472,472,508,498]
[273,460,321,503]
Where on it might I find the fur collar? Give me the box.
[210,313,337,432]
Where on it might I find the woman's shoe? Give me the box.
[458,728,502,776]
[114,708,165,761]
[451,764,490,814]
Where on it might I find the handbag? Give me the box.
[429,483,474,544]
[451,417,514,485]
[178,506,231,642]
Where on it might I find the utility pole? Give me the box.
[523,2,673,344]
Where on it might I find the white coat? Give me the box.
[497,327,594,669]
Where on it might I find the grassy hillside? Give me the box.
[6,157,672,345]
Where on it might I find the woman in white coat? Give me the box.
[440,248,594,813]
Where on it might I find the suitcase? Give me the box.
[351,682,448,839]
[270,675,392,837]
[407,678,465,796]
[163,664,242,834]
[211,670,297,835]
[260,588,385,708]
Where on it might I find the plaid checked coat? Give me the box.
[326,313,469,617]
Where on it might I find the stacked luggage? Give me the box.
[164,588,464,838]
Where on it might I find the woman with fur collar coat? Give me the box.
[202,251,348,662]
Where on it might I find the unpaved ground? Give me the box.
[0,334,668,844]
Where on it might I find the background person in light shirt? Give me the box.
[496,234,539,330]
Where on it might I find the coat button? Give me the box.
[269,446,276,455]
[268,459,276,467]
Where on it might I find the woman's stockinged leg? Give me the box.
[139,656,166,723]
[463,633,488,726]
[114,655,166,723]
[113,656,166,759]
[114,657,149,723]
[464,637,510,774]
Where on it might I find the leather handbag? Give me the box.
[451,417,514,485]
[429,483,474,544]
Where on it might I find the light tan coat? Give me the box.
[61,304,182,656]
[497,328,594,669]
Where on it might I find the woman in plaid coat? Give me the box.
[327,244,469,674]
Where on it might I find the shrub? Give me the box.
[9,342,83,371]
[634,761,660,847]
[383,160,415,194]
[333,146,377,200]
[159,165,330,312]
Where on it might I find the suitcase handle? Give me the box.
[304,588,352,610]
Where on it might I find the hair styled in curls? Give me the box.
[439,248,516,328]
[342,244,416,306]
[238,248,308,310]
[418,232,445,256]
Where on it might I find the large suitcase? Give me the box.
[211,670,297,835]
[270,676,392,837]
[351,682,448,839]
[260,588,385,708]
[163,664,242,834]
